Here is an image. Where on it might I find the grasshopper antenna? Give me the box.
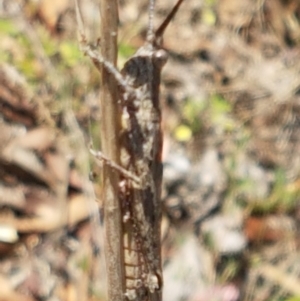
[147,0,156,42]
[74,0,86,43]
[155,0,185,44]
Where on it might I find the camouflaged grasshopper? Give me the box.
[76,0,184,300]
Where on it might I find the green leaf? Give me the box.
[182,98,205,133]
[59,42,82,67]
[210,94,235,131]
[211,94,232,114]
[118,42,135,60]
[284,297,300,301]
[202,7,216,26]
[0,19,19,35]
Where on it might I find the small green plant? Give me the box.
[209,94,235,132]
[218,256,240,283]
[249,169,300,214]
[173,97,205,142]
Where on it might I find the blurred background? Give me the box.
[0,0,300,300]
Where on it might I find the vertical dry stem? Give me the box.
[99,0,125,300]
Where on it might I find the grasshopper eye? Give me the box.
[154,49,168,68]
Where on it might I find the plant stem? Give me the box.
[99,0,125,300]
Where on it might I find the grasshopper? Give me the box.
[76,0,184,300]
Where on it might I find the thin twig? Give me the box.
[90,147,141,184]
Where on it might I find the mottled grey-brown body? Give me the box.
[119,41,167,301]
[116,1,184,299]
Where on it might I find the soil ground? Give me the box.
[0,1,300,301]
